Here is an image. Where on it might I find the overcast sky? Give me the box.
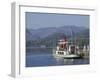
[26,12,89,29]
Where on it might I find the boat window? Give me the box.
[58,52,64,54]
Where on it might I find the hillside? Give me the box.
[26,25,89,47]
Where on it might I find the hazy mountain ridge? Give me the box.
[26,25,89,41]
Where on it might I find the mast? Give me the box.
[70,26,75,45]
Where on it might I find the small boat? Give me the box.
[53,37,81,59]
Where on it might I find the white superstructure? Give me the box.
[53,37,81,59]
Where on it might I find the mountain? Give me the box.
[43,32,67,41]
[26,29,41,41]
[26,25,89,41]
[79,29,89,38]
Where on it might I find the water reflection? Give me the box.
[26,52,89,67]
[54,56,89,65]
[55,57,74,65]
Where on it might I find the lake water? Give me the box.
[26,52,89,67]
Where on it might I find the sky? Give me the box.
[26,12,89,29]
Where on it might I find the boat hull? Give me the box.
[53,54,81,59]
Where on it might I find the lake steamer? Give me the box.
[53,37,81,59]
